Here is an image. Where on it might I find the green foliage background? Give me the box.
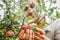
[0,0,60,40]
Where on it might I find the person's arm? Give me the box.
[55,27,60,40]
[34,28,50,40]
[44,19,60,40]
[54,19,60,40]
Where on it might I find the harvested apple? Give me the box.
[22,24,29,31]
[6,30,14,36]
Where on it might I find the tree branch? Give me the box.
[21,17,26,29]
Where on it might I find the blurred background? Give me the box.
[0,0,60,23]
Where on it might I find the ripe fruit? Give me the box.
[22,27,28,31]
[22,24,29,31]
[22,24,32,32]
[6,30,14,36]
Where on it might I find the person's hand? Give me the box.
[18,24,33,40]
[18,29,33,40]
[18,24,50,40]
[33,28,50,40]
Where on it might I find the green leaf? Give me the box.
[41,21,49,25]
[0,30,2,32]
[41,0,45,11]
[48,8,53,16]
[0,4,3,8]
[38,26,43,29]
[37,0,40,3]
[56,11,60,18]
[52,0,56,3]
[27,16,33,20]
[36,5,40,12]
[32,28,36,32]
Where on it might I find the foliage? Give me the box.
[0,0,60,40]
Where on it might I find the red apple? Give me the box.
[6,30,14,36]
[22,24,29,31]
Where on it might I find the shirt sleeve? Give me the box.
[54,19,60,40]
[55,28,60,40]
[44,19,60,40]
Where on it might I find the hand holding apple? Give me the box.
[18,24,50,40]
